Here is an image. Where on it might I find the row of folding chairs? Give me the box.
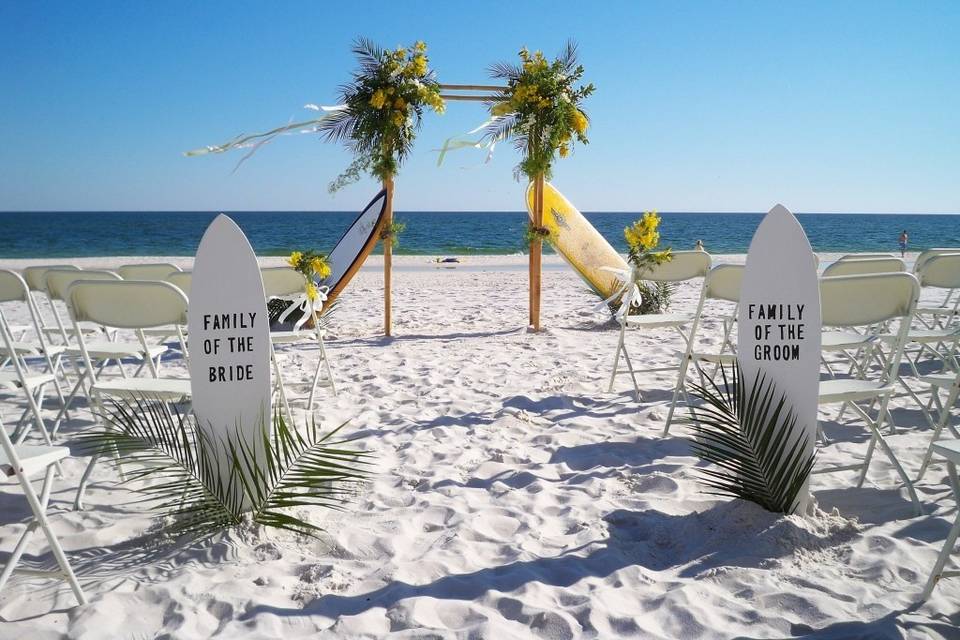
[606,248,960,596]
[0,262,338,605]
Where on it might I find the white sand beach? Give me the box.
[1,253,959,639]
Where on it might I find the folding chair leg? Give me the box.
[270,347,293,419]
[74,453,99,511]
[664,356,692,436]
[921,485,960,599]
[849,399,920,514]
[1,466,86,605]
[917,386,959,482]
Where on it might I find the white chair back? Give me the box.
[166,271,193,297]
[820,273,919,328]
[117,263,182,280]
[67,280,188,330]
[917,254,960,290]
[22,265,79,293]
[639,251,712,282]
[45,269,120,302]
[261,267,308,298]
[822,257,906,277]
[915,248,960,274]
[703,264,743,303]
[837,253,895,262]
[0,270,31,304]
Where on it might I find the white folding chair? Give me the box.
[0,415,86,606]
[812,272,922,513]
[607,251,712,400]
[912,253,960,333]
[822,257,906,277]
[915,249,960,322]
[66,279,191,510]
[117,263,182,281]
[663,264,743,434]
[921,439,960,599]
[46,269,168,432]
[915,371,960,482]
[21,265,92,346]
[0,270,71,420]
[0,276,65,448]
[261,267,337,418]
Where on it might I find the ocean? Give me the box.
[0,211,957,258]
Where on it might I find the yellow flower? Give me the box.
[391,111,405,126]
[572,110,588,134]
[394,97,406,111]
[287,251,303,269]
[305,281,318,302]
[414,40,427,53]
[369,89,387,109]
[559,144,569,158]
[491,101,512,116]
[309,256,331,279]
[409,54,428,77]
[642,211,660,231]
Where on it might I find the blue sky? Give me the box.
[1,1,957,213]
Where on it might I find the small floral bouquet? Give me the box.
[622,212,673,315]
[288,250,332,302]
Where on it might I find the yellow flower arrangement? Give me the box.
[287,250,331,302]
[323,38,446,191]
[485,41,595,181]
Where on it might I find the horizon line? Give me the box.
[3,210,959,216]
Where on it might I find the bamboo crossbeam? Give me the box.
[439,83,506,91]
[440,95,502,102]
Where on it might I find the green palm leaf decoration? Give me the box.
[682,360,815,514]
[75,397,372,537]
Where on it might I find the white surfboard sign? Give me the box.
[188,214,271,461]
[738,204,821,514]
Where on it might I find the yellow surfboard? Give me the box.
[526,182,628,299]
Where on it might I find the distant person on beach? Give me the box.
[694,239,705,251]
[899,230,908,257]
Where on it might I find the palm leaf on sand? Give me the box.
[682,360,815,514]
[75,397,372,537]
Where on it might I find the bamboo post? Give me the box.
[384,176,394,336]
[530,174,544,331]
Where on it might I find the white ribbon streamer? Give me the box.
[275,285,329,332]
[185,104,347,172]
[596,266,643,322]
[434,116,501,167]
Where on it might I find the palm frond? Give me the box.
[75,396,373,538]
[352,37,386,76]
[681,360,815,514]
[558,40,580,73]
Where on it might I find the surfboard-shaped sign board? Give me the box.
[738,204,821,514]
[189,215,271,486]
[526,182,629,299]
[319,189,388,310]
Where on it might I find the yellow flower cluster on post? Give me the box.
[486,42,595,181]
[328,38,445,192]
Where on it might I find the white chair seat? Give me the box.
[0,444,69,479]
[0,341,67,357]
[915,306,959,317]
[0,371,56,391]
[67,341,167,360]
[919,373,958,389]
[878,328,960,344]
[821,330,875,351]
[270,329,326,344]
[624,312,692,328]
[685,351,737,364]
[819,378,894,404]
[92,377,191,400]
